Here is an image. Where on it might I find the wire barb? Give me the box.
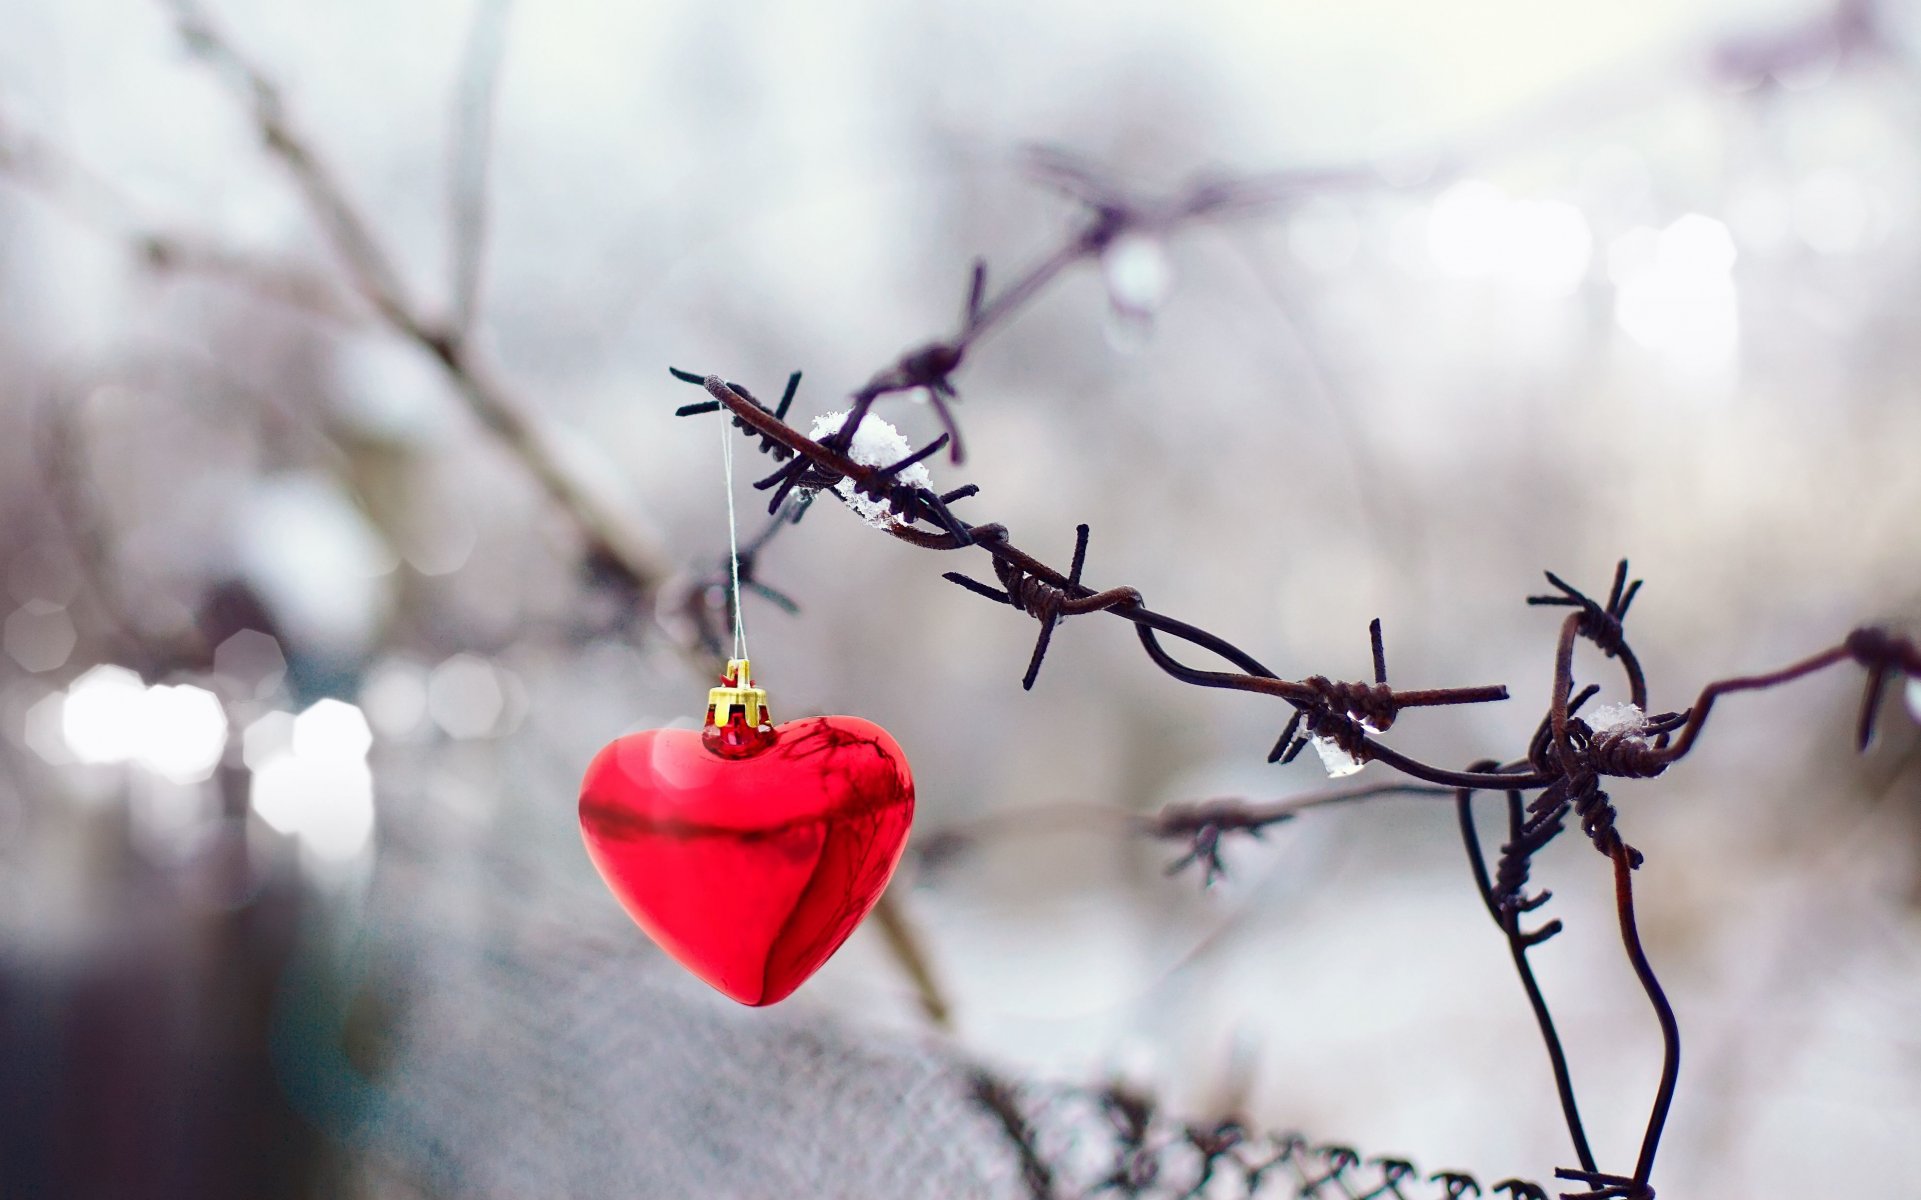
[971,1075,1543,1200]
[661,180,1916,1200]
[101,23,1921,1193]
[1530,559,1647,708]
[942,523,1140,689]
[1842,625,1921,750]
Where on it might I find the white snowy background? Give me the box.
[2,0,1919,1196]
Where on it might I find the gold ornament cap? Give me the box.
[707,658,769,727]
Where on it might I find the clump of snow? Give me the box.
[808,410,934,529]
[1312,736,1365,778]
[1101,234,1174,352]
[1906,677,1920,727]
[1587,701,1648,739]
[1102,233,1173,318]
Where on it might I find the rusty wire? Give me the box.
[671,164,1921,1198]
[972,1073,1551,1199]
[18,5,1912,1193]
[673,366,1518,788]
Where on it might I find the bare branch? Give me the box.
[447,0,513,336]
[33,387,205,672]
[684,280,1916,1198]
[1151,782,1453,885]
[0,111,355,320]
[159,0,673,595]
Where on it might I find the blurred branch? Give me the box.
[911,801,1138,872]
[33,386,206,673]
[0,112,356,321]
[670,144,1916,1186]
[683,230,1919,1194]
[133,236,362,321]
[0,110,146,235]
[915,782,1455,886]
[165,0,416,329]
[868,892,951,1030]
[147,0,959,1030]
[1151,782,1454,885]
[16,1,1914,1182]
[813,145,1382,467]
[447,0,513,337]
[159,0,672,597]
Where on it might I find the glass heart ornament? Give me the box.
[577,659,915,1006]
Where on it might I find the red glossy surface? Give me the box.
[577,713,915,1006]
[700,706,778,758]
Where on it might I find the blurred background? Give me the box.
[2,0,1919,1195]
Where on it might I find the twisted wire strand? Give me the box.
[672,309,1917,1200]
[981,1078,1545,1200]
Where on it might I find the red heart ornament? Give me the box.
[578,706,915,1006]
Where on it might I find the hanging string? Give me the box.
[721,417,748,663]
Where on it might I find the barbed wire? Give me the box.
[8,2,1919,1194]
[972,1074,1551,1200]
[668,164,1921,1197]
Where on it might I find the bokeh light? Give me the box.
[4,602,76,673]
[1612,213,1740,367]
[60,664,149,766]
[1,1,1918,1195]
[249,699,377,863]
[134,684,228,785]
[425,653,506,739]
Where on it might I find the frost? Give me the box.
[1586,702,1648,738]
[1101,234,1173,351]
[1312,736,1365,778]
[808,410,934,529]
